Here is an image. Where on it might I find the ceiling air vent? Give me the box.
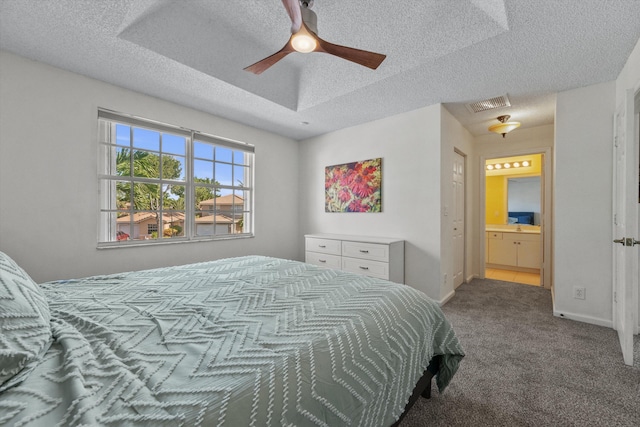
[465,95,511,114]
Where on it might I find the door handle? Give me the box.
[613,237,640,246]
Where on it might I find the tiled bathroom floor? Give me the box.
[485,268,540,286]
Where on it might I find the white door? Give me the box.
[612,88,638,366]
[453,151,465,288]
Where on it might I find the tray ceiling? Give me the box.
[1,0,639,140]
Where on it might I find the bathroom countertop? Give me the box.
[485,226,541,234]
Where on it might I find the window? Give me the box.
[98,109,254,246]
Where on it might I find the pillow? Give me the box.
[0,251,52,391]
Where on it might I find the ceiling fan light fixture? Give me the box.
[488,115,521,138]
[291,33,317,53]
[244,0,386,74]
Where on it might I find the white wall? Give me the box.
[298,105,444,299]
[0,51,300,283]
[555,80,616,326]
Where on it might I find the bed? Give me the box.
[0,252,464,426]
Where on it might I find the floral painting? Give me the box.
[325,158,382,212]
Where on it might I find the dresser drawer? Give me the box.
[305,237,341,255]
[342,257,389,279]
[487,232,502,239]
[305,252,342,269]
[342,241,389,262]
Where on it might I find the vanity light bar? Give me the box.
[486,160,531,171]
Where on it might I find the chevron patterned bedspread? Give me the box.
[0,256,464,426]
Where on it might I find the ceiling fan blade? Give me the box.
[281,0,302,33]
[315,37,386,70]
[244,41,295,75]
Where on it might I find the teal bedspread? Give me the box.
[0,256,463,426]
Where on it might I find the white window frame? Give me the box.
[97,109,254,247]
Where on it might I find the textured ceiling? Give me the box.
[1,0,639,140]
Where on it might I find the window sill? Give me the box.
[97,234,254,249]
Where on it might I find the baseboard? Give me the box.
[438,289,455,306]
[552,309,613,328]
[465,274,477,283]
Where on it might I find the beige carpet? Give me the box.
[399,279,640,427]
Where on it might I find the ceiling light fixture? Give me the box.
[488,115,521,138]
[291,33,317,53]
[486,159,532,171]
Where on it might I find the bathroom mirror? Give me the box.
[507,177,541,225]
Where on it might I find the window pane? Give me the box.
[163,134,186,155]
[115,124,130,147]
[216,146,232,163]
[114,211,133,241]
[133,150,160,179]
[234,165,247,187]
[214,214,233,235]
[163,211,185,238]
[162,154,185,181]
[133,128,160,151]
[115,180,132,210]
[234,150,248,165]
[196,186,216,211]
[144,216,160,239]
[163,184,185,210]
[194,159,213,181]
[194,141,213,160]
[195,221,213,236]
[215,162,233,186]
[133,183,160,210]
[115,147,131,176]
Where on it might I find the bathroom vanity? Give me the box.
[485,226,541,272]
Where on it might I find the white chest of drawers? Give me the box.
[305,234,405,283]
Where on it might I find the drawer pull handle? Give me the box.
[319,259,326,263]
[359,266,369,270]
[318,245,326,248]
[359,250,369,253]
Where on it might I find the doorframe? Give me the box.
[636,88,640,336]
[453,148,467,288]
[479,147,553,290]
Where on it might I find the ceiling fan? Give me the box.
[244,0,386,75]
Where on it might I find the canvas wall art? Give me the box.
[325,158,381,212]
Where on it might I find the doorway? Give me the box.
[481,149,552,289]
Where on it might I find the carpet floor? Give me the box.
[399,279,640,427]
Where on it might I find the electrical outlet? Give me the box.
[573,286,586,300]
[444,273,448,284]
